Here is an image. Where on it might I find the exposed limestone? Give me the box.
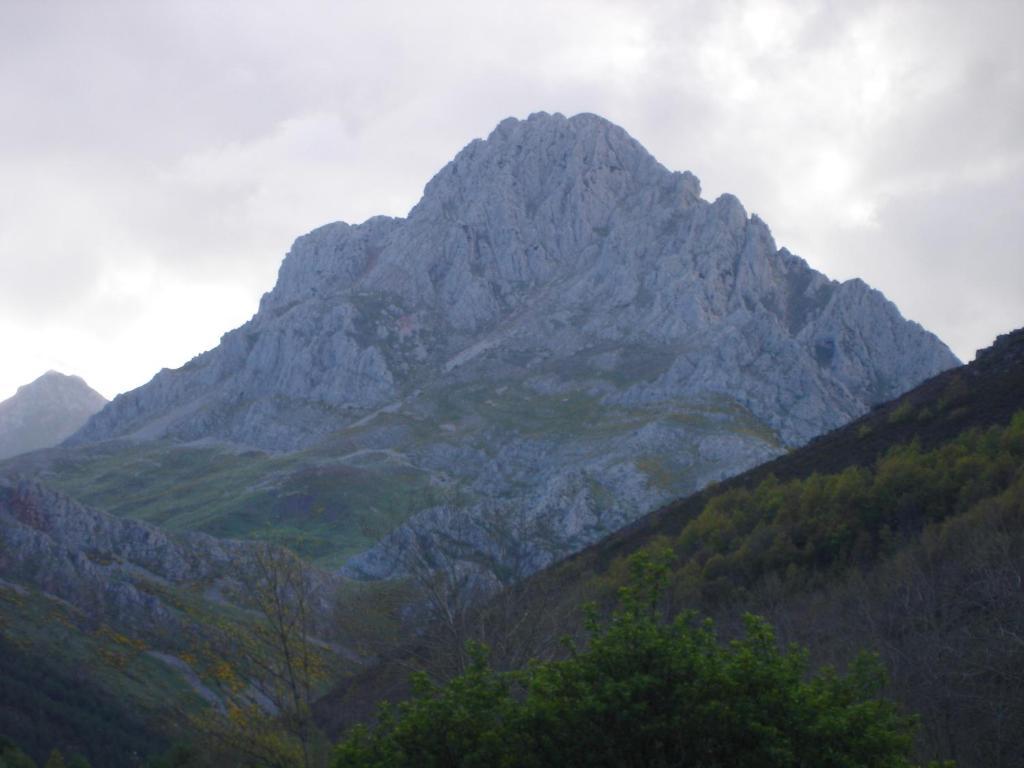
[0,478,338,637]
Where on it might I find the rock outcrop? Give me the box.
[0,372,107,460]
[0,477,338,637]
[66,112,959,578]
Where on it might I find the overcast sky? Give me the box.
[1,0,1021,401]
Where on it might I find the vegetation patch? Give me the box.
[334,555,927,768]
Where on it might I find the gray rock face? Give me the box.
[0,372,107,460]
[68,112,958,578]
[0,477,338,638]
[0,477,231,634]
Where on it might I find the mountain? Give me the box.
[0,372,106,460]
[61,112,957,579]
[317,327,1024,767]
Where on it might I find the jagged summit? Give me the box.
[264,111,705,331]
[0,371,107,460]
[413,111,698,223]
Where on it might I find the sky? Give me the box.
[1,0,1021,402]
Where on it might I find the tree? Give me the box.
[333,552,927,768]
[192,544,332,768]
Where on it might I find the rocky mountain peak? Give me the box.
[409,112,701,262]
[414,111,694,216]
[66,113,958,575]
[0,372,107,460]
[17,369,91,394]
[75,113,958,453]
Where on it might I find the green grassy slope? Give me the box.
[18,440,440,568]
[0,581,201,767]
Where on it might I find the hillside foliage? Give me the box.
[652,410,1024,606]
[333,553,930,768]
[580,411,1024,765]
[0,636,161,767]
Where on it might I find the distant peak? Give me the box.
[12,370,106,401]
[33,370,82,386]
[40,370,74,380]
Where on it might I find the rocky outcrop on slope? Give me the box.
[66,112,958,578]
[0,478,338,637]
[973,327,1024,373]
[0,478,347,739]
[0,372,107,460]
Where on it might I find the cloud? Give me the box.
[0,0,1020,399]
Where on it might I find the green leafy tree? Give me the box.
[333,552,926,768]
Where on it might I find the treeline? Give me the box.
[581,411,1024,766]
[653,410,1024,605]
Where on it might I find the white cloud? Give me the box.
[0,0,1021,400]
